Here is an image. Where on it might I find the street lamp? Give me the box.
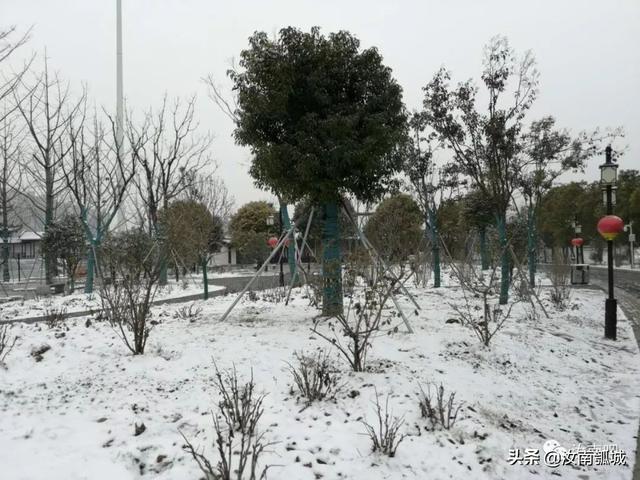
[570,218,584,264]
[598,145,623,340]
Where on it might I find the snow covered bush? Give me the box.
[417,383,463,430]
[214,364,265,435]
[174,303,202,322]
[44,305,68,329]
[311,264,398,372]
[261,287,286,303]
[362,390,407,457]
[99,229,161,355]
[0,324,18,367]
[449,258,516,347]
[548,253,572,310]
[306,273,323,308]
[287,349,340,403]
[182,365,270,480]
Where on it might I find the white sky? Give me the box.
[3,0,639,209]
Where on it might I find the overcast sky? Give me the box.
[3,0,639,209]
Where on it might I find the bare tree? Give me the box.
[183,170,234,224]
[203,74,238,123]
[15,56,85,283]
[0,26,32,124]
[127,95,211,284]
[404,112,460,288]
[63,109,136,293]
[0,108,23,281]
[0,26,31,282]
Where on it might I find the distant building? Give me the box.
[3,231,43,259]
[207,237,237,267]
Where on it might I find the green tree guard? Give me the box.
[202,257,209,300]
[158,225,168,286]
[527,207,536,286]
[429,207,441,288]
[84,241,95,294]
[2,238,9,282]
[479,226,489,270]
[496,215,510,305]
[322,202,342,316]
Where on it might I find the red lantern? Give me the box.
[267,236,278,248]
[597,215,624,241]
[571,237,584,247]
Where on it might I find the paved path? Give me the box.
[574,267,639,479]
[538,264,640,476]
[586,268,640,479]
[0,273,296,325]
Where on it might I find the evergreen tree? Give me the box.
[229,27,407,315]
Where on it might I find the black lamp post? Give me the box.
[571,217,584,264]
[599,145,621,340]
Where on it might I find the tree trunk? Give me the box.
[279,202,296,280]
[159,249,168,285]
[84,241,95,294]
[2,238,9,282]
[321,202,343,316]
[527,207,536,286]
[44,166,55,284]
[496,214,509,305]
[479,226,489,270]
[202,257,209,300]
[156,222,168,286]
[1,181,9,282]
[67,262,75,294]
[428,207,440,288]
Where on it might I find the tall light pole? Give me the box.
[598,145,624,340]
[116,0,124,149]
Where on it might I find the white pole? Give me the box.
[116,0,124,149]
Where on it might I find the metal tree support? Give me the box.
[508,245,550,319]
[219,226,295,322]
[220,203,414,334]
[340,198,421,311]
[285,207,315,305]
[340,201,414,334]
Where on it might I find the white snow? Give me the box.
[0,281,225,322]
[0,271,638,479]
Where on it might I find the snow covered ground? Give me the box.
[0,271,638,480]
[0,281,225,322]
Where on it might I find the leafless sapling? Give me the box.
[98,228,161,355]
[15,57,85,283]
[127,95,211,285]
[312,261,402,372]
[361,389,407,457]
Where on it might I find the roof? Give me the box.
[19,231,43,241]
